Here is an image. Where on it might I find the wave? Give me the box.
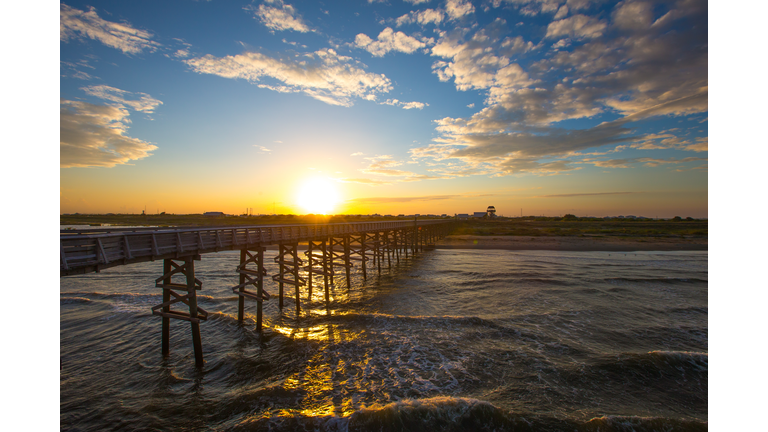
[59,291,215,301]
[669,306,708,314]
[60,296,92,304]
[590,350,708,379]
[229,396,707,431]
[604,277,707,284]
[322,312,511,332]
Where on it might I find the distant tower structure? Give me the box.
[486,206,496,218]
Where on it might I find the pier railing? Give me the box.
[60,220,451,276]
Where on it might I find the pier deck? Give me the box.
[61,220,455,366]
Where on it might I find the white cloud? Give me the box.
[612,1,653,30]
[554,5,569,19]
[60,100,157,168]
[350,152,364,156]
[404,0,432,4]
[73,71,93,80]
[355,28,428,56]
[420,6,707,179]
[445,0,475,20]
[500,35,536,55]
[185,48,392,106]
[251,0,310,32]
[81,85,163,113]
[499,0,565,16]
[396,9,445,26]
[685,137,708,152]
[382,99,429,109]
[254,146,272,152]
[431,28,535,92]
[338,178,391,185]
[545,14,606,39]
[586,156,707,169]
[551,38,572,50]
[60,4,161,55]
[408,88,708,177]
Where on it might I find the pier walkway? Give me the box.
[61,219,455,366]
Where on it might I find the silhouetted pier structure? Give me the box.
[60,220,454,366]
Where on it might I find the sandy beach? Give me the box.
[434,235,707,252]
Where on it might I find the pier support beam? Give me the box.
[305,239,333,304]
[233,247,270,331]
[152,256,207,367]
[344,235,352,287]
[349,233,371,280]
[273,243,305,315]
[329,237,352,289]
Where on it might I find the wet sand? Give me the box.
[434,235,707,252]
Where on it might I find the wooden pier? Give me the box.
[61,220,454,366]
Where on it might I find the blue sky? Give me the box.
[59,0,708,216]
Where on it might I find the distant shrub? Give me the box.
[672,216,683,221]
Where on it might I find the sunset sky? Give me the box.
[59,0,708,217]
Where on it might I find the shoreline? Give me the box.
[433,235,707,252]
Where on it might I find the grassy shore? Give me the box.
[451,217,707,239]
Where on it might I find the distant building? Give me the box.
[486,206,496,218]
[204,211,225,217]
[472,212,486,218]
[457,214,469,220]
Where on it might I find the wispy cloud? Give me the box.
[349,194,460,203]
[410,1,708,178]
[586,156,708,169]
[445,0,475,20]
[396,9,445,27]
[337,178,391,185]
[254,146,272,152]
[538,192,640,198]
[60,4,161,55]
[60,100,157,168]
[355,28,430,56]
[81,85,163,113]
[381,99,428,110]
[185,48,392,106]
[249,0,310,33]
[545,14,606,39]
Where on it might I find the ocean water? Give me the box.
[60,248,708,431]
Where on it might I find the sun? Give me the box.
[296,177,340,215]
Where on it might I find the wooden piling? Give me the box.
[238,249,246,321]
[344,235,351,287]
[278,243,284,309]
[360,234,367,280]
[186,256,204,367]
[153,256,206,366]
[322,239,330,303]
[161,259,171,356]
[293,244,301,315]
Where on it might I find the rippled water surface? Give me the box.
[61,249,707,431]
